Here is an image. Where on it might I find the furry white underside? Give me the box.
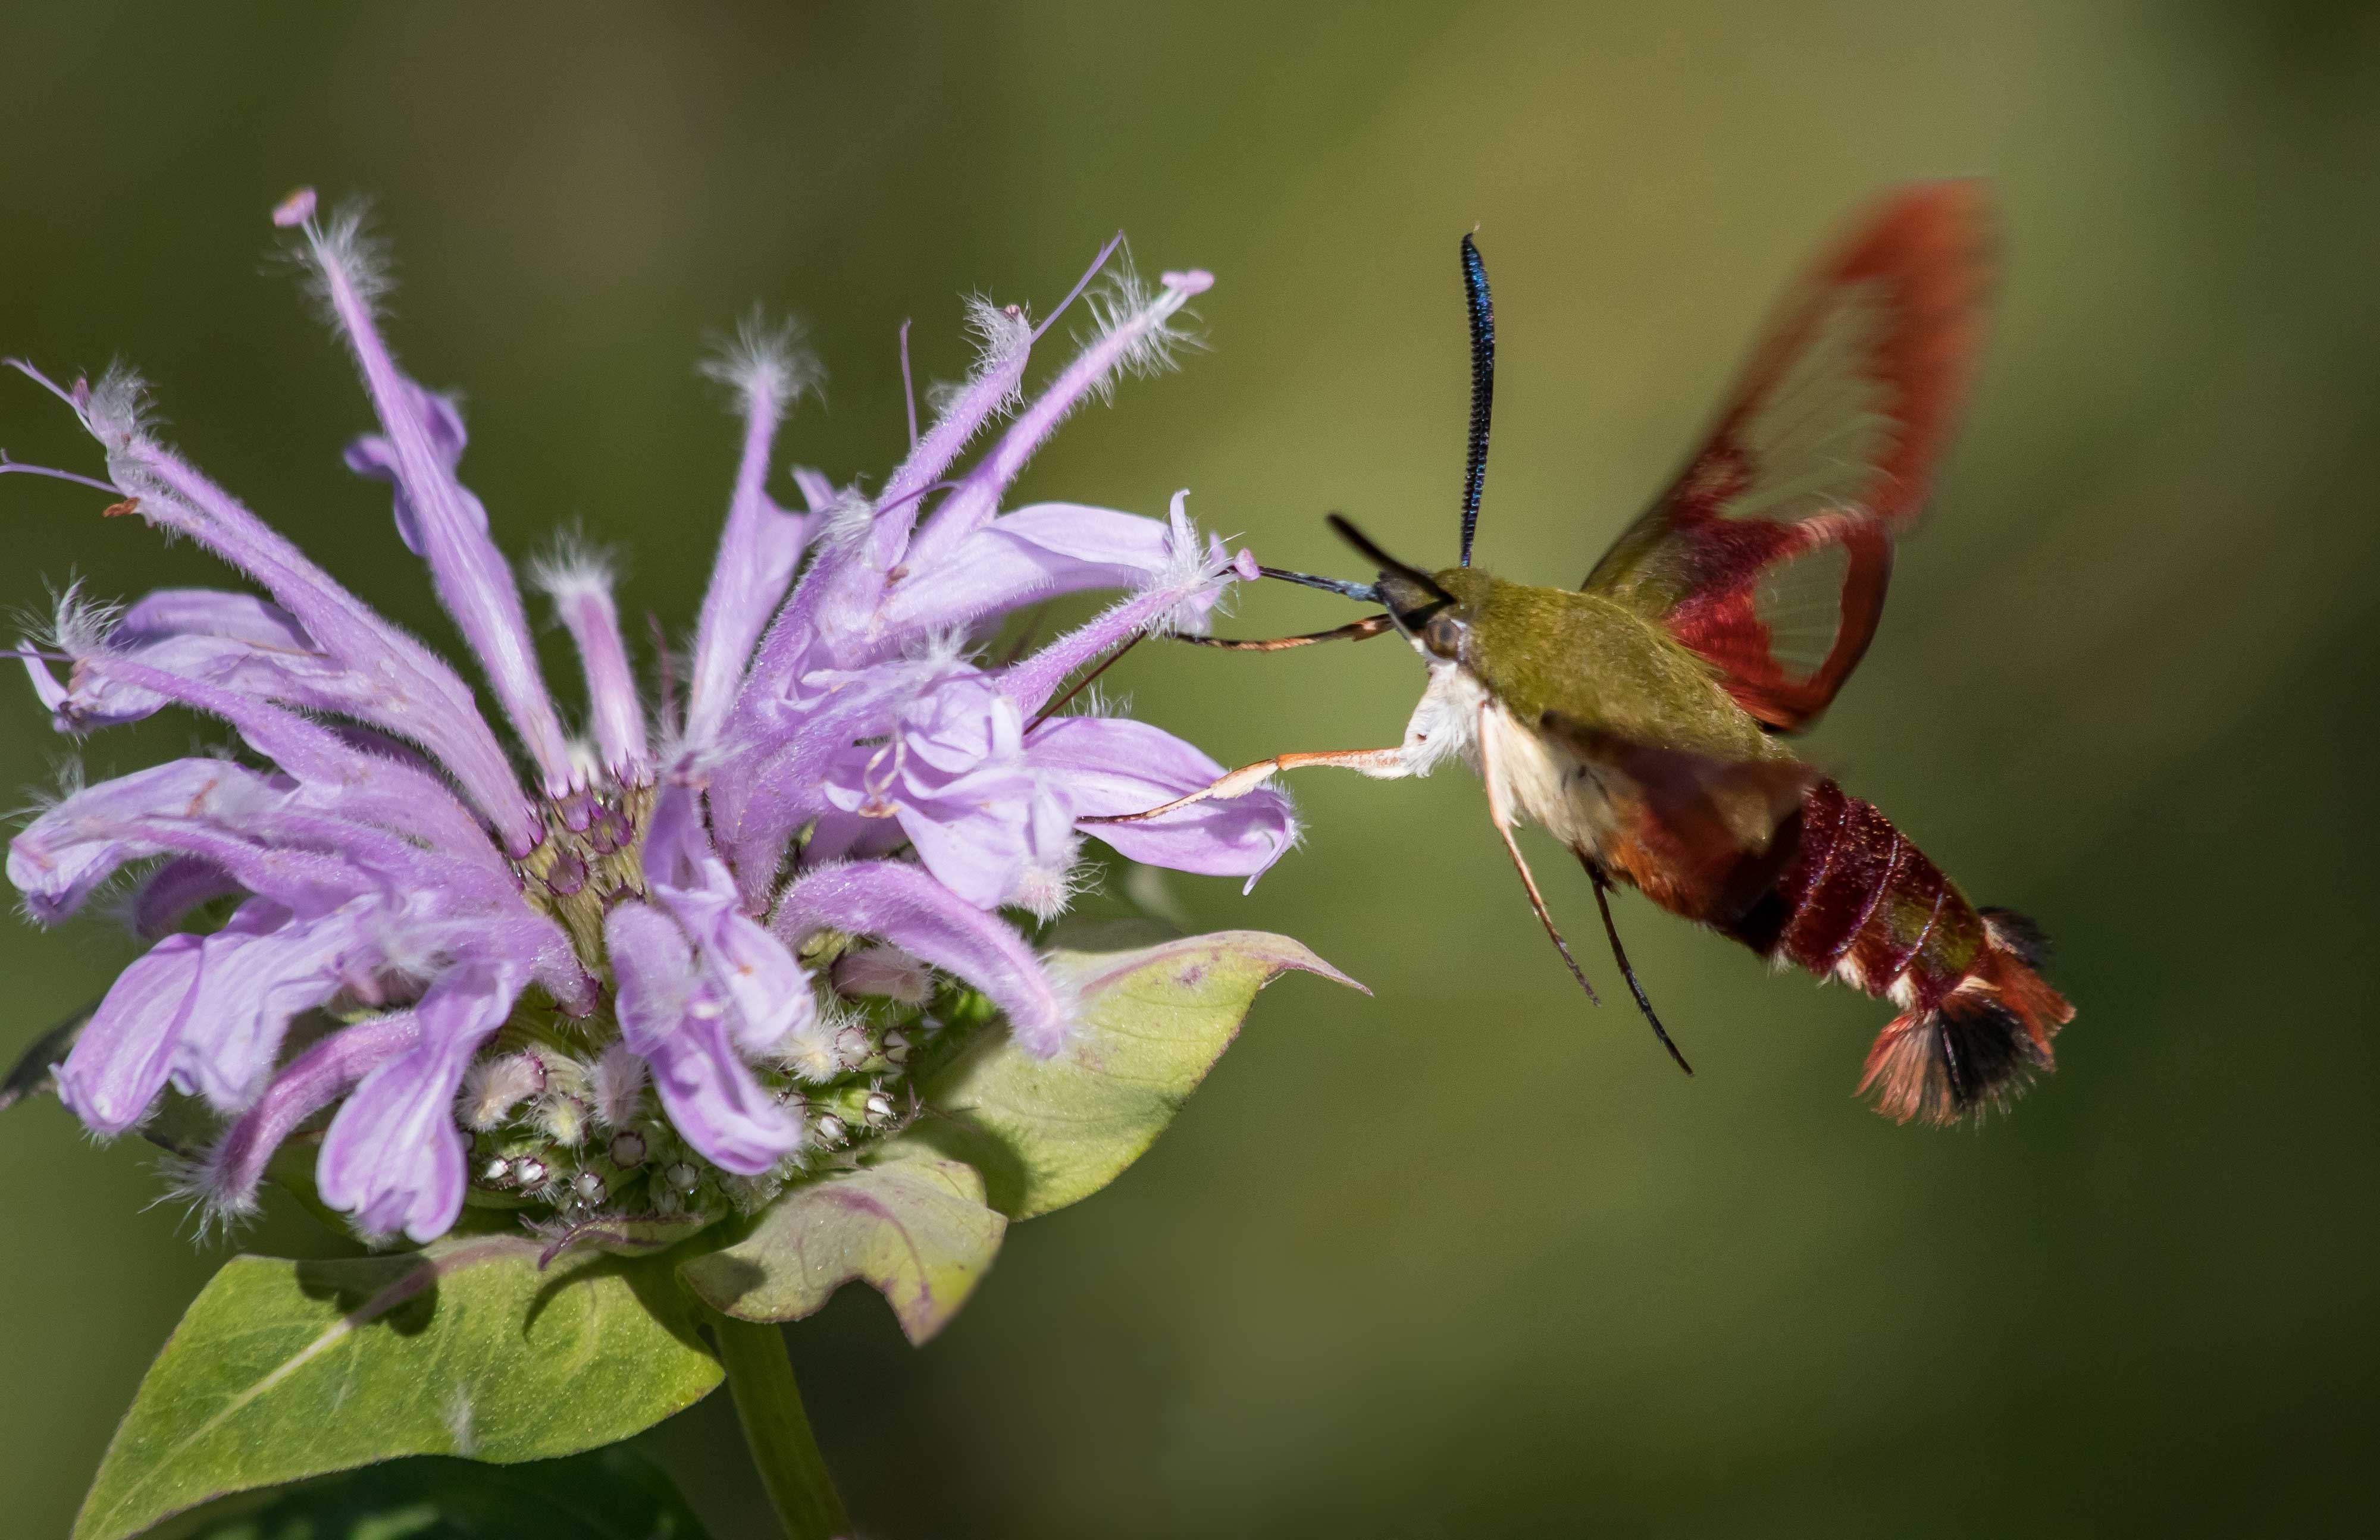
[1399,662,1614,853]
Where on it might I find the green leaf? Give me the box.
[74,1237,722,1540]
[143,1444,712,1540]
[915,929,1361,1220]
[678,1140,1006,1345]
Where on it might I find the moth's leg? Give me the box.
[1582,856,1692,1074]
[1079,747,1410,824]
[1173,614,1397,652]
[1479,705,1601,1005]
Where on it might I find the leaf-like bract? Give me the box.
[74,1237,721,1540]
[917,930,1360,1219]
[678,1139,1007,1344]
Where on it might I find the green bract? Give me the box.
[681,1140,1006,1344]
[917,930,1362,1218]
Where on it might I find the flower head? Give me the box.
[4,193,1293,1244]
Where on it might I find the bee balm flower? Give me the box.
[4,193,1292,1244]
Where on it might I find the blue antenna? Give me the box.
[1457,231,1496,567]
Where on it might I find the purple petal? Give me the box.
[203,1009,422,1221]
[728,257,1119,704]
[774,860,1069,1056]
[641,785,815,1048]
[10,760,345,922]
[902,269,1213,573]
[131,857,241,939]
[706,657,941,904]
[865,238,1117,573]
[9,754,591,1014]
[606,901,801,1174]
[1029,715,1296,886]
[801,808,910,867]
[687,344,816,748]
[874,501,1185,642]
[53,933,204,1136]
[814,673,1073,912]
[38,594,523,858]
[48,372,540,851]
[48,589,342,733]
[891,783,1036,910]
[865,296,1036,571]
[77,654,498,863]
[997,495,1239,716]
[317,958,524,1242]
[10,747,518,921]
[308,225,575,798]
[790,466,837,515]
[170,896,380,1112]
[119,586,314,650]
[18,644,68,716]
[535,558,650,782]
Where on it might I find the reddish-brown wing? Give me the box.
[1584,182,1997,731]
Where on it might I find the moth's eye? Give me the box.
[1423,613,1465,658]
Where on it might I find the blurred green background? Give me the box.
[4,2,2376,1535]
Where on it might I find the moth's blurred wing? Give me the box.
[1584,181,1997,731]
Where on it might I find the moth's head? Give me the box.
[1325,515,1484,663]
[1369,566,1483,661]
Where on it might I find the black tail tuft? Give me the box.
[1859,993,2055,1125]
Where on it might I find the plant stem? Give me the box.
[707,1307,851,1540]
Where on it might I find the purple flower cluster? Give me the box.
[3,192,1292,1243]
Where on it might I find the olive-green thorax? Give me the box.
[1426,566,1792,766]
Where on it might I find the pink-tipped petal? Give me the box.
[271,187,317,228]
[309,222,575,797]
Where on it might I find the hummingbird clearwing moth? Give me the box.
[1100,181,2074,1124]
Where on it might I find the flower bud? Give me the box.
[538,1092,590,1146]
[461,1053,546,1131]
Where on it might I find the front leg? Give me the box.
[1078,746,1411,824]
[1479,703,1601,1005]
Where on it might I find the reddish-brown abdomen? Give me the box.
[1763,780,1981,1008]
[1722,778,2072,1122]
